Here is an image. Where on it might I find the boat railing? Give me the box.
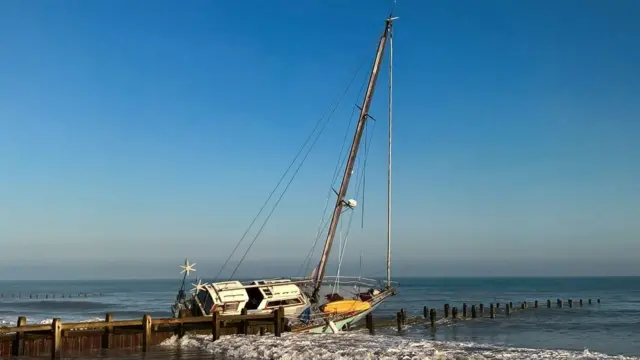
[193,276,398,292]
[292,275,399,288]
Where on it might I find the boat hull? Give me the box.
[291,287,395,334]
[308,300,381,333]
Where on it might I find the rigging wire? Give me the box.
[332,145,363,288]
[295,33,385,280]
[227,60,370,280]
[361,116,368,229]
[331,118,378,292]
[296,65,371,278]
[212,57,370,282]
[298,85,379,279]
[295,103,359,278]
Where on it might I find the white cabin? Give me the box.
[192,279,310,317]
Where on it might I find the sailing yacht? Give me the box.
[171,13,399,334]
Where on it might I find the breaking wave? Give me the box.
[160,331,638,360]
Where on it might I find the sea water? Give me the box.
[1,277,639,359]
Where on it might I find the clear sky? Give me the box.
[1,0,639,280]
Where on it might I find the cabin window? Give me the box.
[266,300,282,308]
[223,302,240,313]
[284,298,302,305]
[246,287,264,310]
[266,298,302,308]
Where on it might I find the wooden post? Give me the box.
[479,303,484,315]
[520,302,525,310]
[102,313,113,349]
[366,313,374,335]
[471,305,477,318]
[489,303,495,319]
[396,312,402,332]
[444,304,450,318]
[177,309,187,338]
[568,299,573,308]
[462,303,467,318]
[278,306,285,335]
[547,299,551,308]
[588,299,592,305]
[51,318,62,359]
[597,298,600,304]
[506,305,510,316]
[273,309,281,337]
[212,311,220,341]
[423,306,428,319]
[12,316,26,356]
[534,300,538,308]
[579,299,583,307]
[509,302,513,310]
[400,308,406,325]
[429,309,436,328]
[241,308,249,335]
[451,307,458,319]
[557,299,563,308]
[142,314,152,352]
[259,326,265,336]
[496,302,500,309]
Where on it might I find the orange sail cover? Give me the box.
[321,300,371,314]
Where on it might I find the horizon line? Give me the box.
[1,274,638,282]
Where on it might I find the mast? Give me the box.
[312,17,395,302]
[386,19,393,289]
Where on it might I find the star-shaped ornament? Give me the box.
[180,259,196,277]
[191,278,207,294]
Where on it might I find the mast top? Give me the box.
[388,0,399,21]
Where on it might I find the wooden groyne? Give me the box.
[0,297,601,358]
[359,297,601,334]
[0,308,285,359]
[0,292,102,299]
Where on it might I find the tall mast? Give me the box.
[386,19,394,289]
[312,18,394,302]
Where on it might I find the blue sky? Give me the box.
[0,0,638,279]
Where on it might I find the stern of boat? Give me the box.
[291,285,396,333]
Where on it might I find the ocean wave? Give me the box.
[0,300,113,311]
[0,316,103,326]
[36,317,104,325]
[160,332,639,360]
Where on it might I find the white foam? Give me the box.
[0,317,104,328]
[37,317,103,325]
[160,331,638,360]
